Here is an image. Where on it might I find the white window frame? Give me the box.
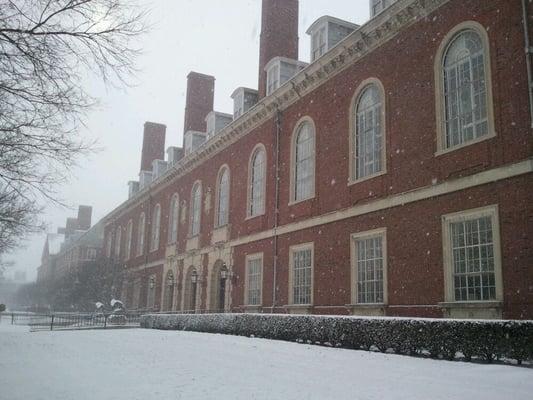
[114,226,122,259]
[137,212,146,256]
[266,63,280,96]
[106,229,113,258]
[288,242,314,306]
[311,24,327,62]
[244,253,263,306]
[150,204,161,252]
[247,144,266,218]
[189,181,202,237]
[350,228,388,306]
[434,21,495,155]
[442,205,503,304]
[290,117,316,204]
[349,78,387,185]
[215,165,230,228]
[125,220,133,260]
[168,194,179,244]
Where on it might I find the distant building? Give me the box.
[37,206,103,283]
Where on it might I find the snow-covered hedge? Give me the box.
[140,313,533,364]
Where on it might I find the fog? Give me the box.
[7,0,370,281]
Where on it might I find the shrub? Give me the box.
[140,313,533,364]
[0,304,6,312]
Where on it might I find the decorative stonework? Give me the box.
[103,0,451,224]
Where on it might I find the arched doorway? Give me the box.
[183,267,198,313]
[210,260,229,312]
[163,270,175,311]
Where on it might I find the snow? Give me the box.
[0,321,532,400]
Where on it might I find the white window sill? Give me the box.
[348,170,386,187]
[288,194,315,207]
[284,304,313,314]
[346,303,386,316]
[439,301,502,319]
[245,212,265,221]
[435,131,496,157]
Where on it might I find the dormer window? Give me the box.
[184,130,206,155]
[307,16,359,63]
[311,26,326,62]
[370,0,397,17]
[266,63,280,96]
[205,111,232,140]
[265,57,308,97]
[231,87,259,120]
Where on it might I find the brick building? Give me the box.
[37,206,103,283]
[102,0,533,319]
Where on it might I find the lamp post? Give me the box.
[191,270,198,312]
[219,264,228,312]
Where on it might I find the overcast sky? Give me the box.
[8,0,370,281]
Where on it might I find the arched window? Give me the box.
[189,182,202,236]
[137,212,145,256]
[125,220,133,260]
[150,204,161,251]
[353,82,384,180]
[216,167,230,227]
[114,226,121,258]
[248,146,266,217]
[292,120,315,202]
[168,194,179,244]
[441,29,489,149]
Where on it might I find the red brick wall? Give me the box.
[103,0,533,318]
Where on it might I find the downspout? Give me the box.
[271,106,282,313]
[522,0,533,129]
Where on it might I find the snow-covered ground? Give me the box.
[0,320,531,400]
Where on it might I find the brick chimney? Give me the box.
[183,72,215,133]
[258,0,299,99]
[140,122,166,172]
[77,205,92,231]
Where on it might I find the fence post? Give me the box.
[11,313,14,325]
[50,315,54,331]
[104,315,108,329]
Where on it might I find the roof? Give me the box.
[306,15,360,35]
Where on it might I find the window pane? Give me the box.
[292,248,312,305]
[356,236,384,304]
[450,216,495,301]
[443,30,488,148]
[247,258,262,306]
[355,85,383,179]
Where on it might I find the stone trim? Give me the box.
[104,0,452,224]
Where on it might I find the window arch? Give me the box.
[189,182,202,236]
[168,194,179,243]
[291,118,315,203]
[215,166,230,227]
[125,220,133,260]
[436,23,493,151]
[248,145,266,217]
[351,79,386,181]
[150,204,161,251]
[114,226,122,259]
[137,212,145,256]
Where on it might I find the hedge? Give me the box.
[140,313,533,364]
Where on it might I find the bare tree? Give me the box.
[0,0,148,257]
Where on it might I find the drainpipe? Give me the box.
[271,107,282,313]
[522,0,533,129]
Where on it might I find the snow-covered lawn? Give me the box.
[0,321,531,400]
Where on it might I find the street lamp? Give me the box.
[191,270,198,284]
[220,265,228,280]
[149,276,155,289]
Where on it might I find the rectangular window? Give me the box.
[266,64,280,96]
[290,244,313,305]
[353,231,386,304]
[443,205,502,303]
[246,255,262,306]
[311,26,326,62]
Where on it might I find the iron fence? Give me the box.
[1,311,142,331]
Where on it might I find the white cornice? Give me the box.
[104,0,450,225]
